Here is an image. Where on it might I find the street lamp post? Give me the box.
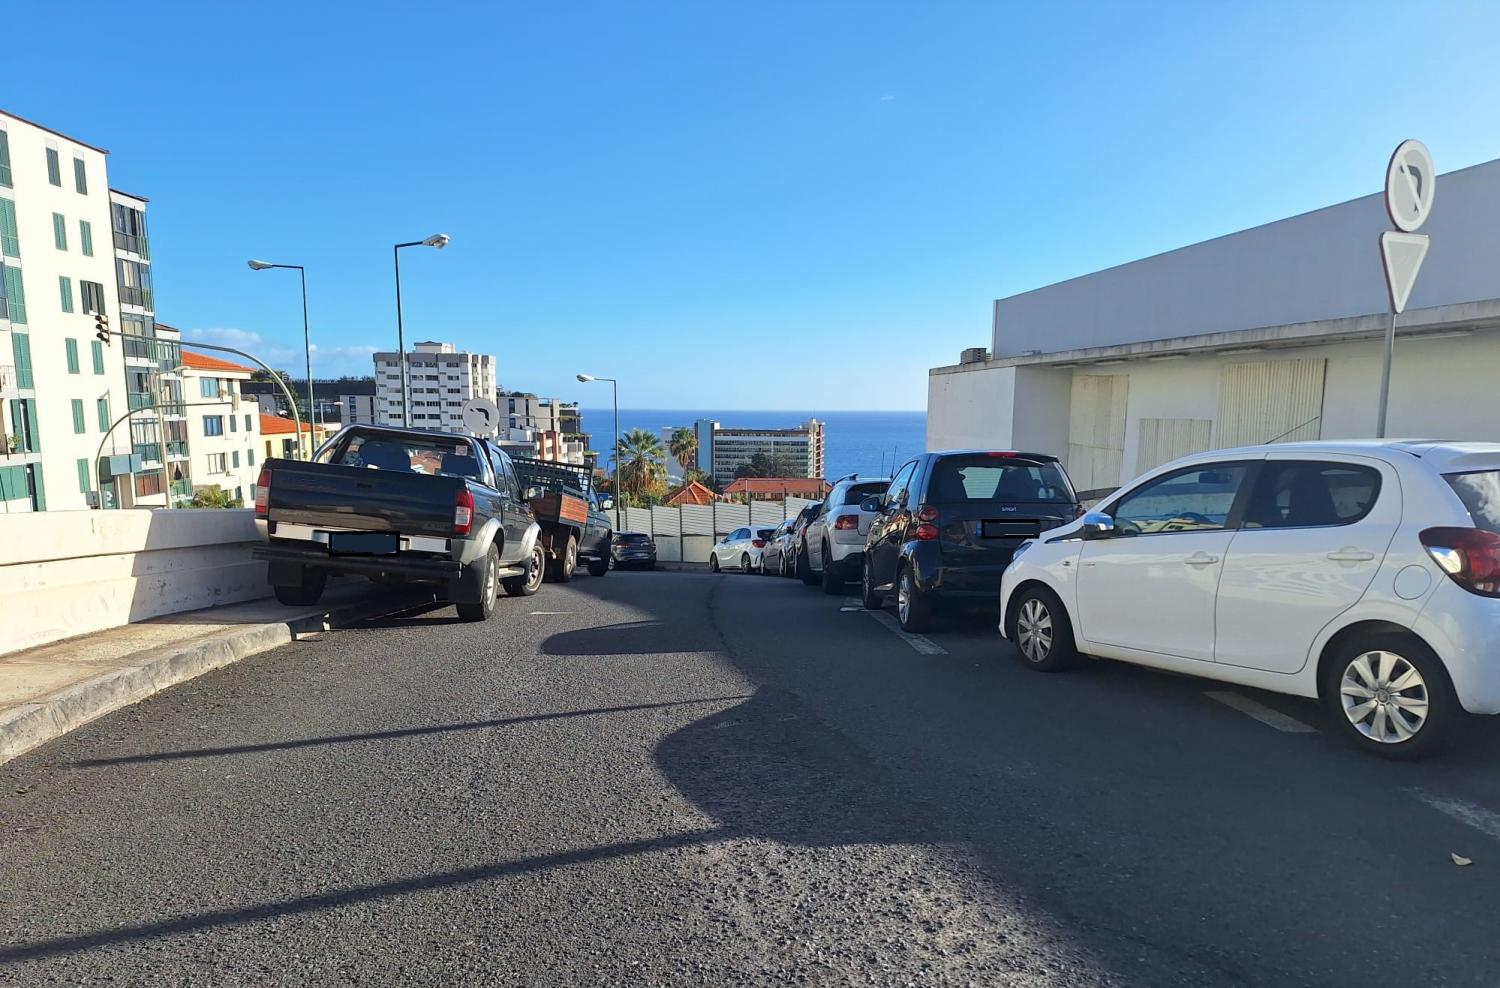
[577,373,619,530]
[247,260,313,435]
[393,234,451,427]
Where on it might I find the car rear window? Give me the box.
[1446,470,1500,534]
[841,482,888,504]
[335,432,485,480]
[755,528,775,539]
[618,533,651,544]
[929,456,1074,503]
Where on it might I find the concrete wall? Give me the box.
[992,159,1500,357]
[0,508,267,656]
[927,366,1019,451]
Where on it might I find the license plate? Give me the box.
[981,520,1039,539]
[328,531,400,556]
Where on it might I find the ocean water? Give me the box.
[580,408,926,482]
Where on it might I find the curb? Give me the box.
[0,588,433,767]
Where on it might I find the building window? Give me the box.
[65,338,80,374]
[91,339,104,374]
[204,415,224,437]
[232,450,240,468]
[79,220,93,257]
[73,158,87,194]
[199,377,218,398]
[59,276,73,313]
[247,448,255,466]
[52,213,67,250]
[243,413,251,431]
[76,458,91,493]
[207,452,227,473]
[111,202,148,258]
[0,131,10,188]
[46,148,61,187]
[79,280,104,315]
[11,332,32,387]
[229,413,237,433]
[71,399,85,434]
[0,199,18,258]
[97,397,110,432]
[116,259,152,308]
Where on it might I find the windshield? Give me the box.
[1446,471,1500,534]
[929,457,1074,503]
[334,433,487,481]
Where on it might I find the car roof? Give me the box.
[1172,439,1500,473]
[928,449,1061,462]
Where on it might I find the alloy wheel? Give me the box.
[1016,598,1053,663]
[483,551,498,607]
[1340,649,1429,744]
[897,572,912,624]
[526,546,545,592]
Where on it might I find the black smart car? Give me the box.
[610,532,657,570]
[858,450,1080,631]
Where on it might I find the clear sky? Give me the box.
[7,1,1499,409]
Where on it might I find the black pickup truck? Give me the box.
[252,425,545,621]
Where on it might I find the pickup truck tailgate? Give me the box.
[264,459,463,536]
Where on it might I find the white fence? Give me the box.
[620,497,819,563]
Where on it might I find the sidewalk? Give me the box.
[0,582,429,765]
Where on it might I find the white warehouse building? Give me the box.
[928,157,1500,495]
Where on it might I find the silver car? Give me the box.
[709,525,777,574]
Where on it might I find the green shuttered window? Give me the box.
[64,337,79,374]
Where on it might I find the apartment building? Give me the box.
[340,393,377,424]
[673,418,826,485]
[372,340,497,431]
[0,111,135,512]
[259,413,320,461]
[180,351,259,505]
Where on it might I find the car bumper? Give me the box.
[826,550,863,580]
[1412,577,1500,715]
[253,540,463,580]
[614,552,656,564]
[906,543,1008,604]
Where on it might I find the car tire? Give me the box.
[1007,585,1078,671]
[740,553,752,575]
[549,535,578,583]
[756,553,767,575]
[503,544,546,597]
[820,543,843,595]
[587,554,609,577]
[894,563,933,632]
[1321,631,1458,760]
[709,553,721,574]
[456,544,500,621]
[798,542,817,586]
[860,559,883,610]
[273,566,327,607]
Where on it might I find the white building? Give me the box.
[671,418,825,484]
[0,111,136,512]
[372,340,497,431]
[928,156,1500,495]
[180,351,260,505]
[340,393,377,424]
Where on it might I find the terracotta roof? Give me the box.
[260,413,312,435]
[663,480,723,506]
[722,477,831,496]
[182,350,255,375]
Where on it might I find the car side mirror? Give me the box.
[860,495,882,512]
[1081,511,1115,537]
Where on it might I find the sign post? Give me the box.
[1376,140,1436,437]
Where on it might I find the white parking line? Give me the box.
[529,611,573,616]
[865,610,948,655]
[1204,691,1318,733]
[1409,788,1500,842]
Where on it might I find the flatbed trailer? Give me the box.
[511,455,612,580]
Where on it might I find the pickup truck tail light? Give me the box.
[454,488,475,536]
[834,514,859,530]
[1421,527,1500,597]
[254,466,271,518]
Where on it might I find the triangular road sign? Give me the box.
[1380,231,1429,314]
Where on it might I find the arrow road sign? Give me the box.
[1380,231,1429,314]
[461,397,501,436]
[1385,140,1436,233]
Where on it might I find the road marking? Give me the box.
[1203,691,1318,733]
[1409,789,1500,842]
[839,606,862,612]
[865,610,947,655]
[529,611,573,616]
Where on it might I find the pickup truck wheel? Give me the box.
[550,535,578,583]
[586,553,609,577]
[456,544,500,621]
[273,567,327,607]
[504,544,546,597]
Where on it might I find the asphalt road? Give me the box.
[5,566,1500,985]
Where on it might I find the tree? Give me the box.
[189,485,241,509]
[733,451,800,479]
[614,428,667,499]
[669,427,698,473]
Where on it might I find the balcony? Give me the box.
[118,286,154,310]
[170,479,191,498]
[0,362,15,395]
[112,231,150,258]
[133,443,162,465]
[127,392,155,411]
[166,441,189,459]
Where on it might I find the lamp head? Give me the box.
[576,373,595,383]
[247,259,275,271]
[421,233,451,249]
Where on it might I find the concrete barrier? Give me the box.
[0,508,268,656]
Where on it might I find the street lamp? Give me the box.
[247,259,313,435]
[577,373,620,530]
[393,234,451,427]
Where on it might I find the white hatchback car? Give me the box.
[709,525,777,575]
[999,440,1500,759]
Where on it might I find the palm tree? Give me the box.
[669,427,698,473]
[615,428,667,498]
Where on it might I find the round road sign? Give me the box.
[1385,140,1435,233]
[461,398,501,435]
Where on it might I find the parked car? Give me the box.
[861,451,1081,630]
[252,425,545,621]
[709,525,777,574]
[783,502,822,577]
[612,532,657,569]
[759,519,795,575]
[799,477,892,594]
[999,440,1500,759]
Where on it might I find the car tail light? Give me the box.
[1421,527,1500,596]
[916,505,939,522]
[915,523,939,541]
[834,514,859,530]
[254,466,271,518]
[752,539,766,548]
[454,487,475,536]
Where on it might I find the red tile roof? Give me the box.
[182,350,256,375]
[664,480,723,506]
[722,477,830,497]
[259,413,312,435]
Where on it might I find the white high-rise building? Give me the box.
[372,341,497,432]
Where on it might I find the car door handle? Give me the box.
[1327,548,1375,562]
[1184,552,1220,566]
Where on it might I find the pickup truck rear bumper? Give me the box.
[253,541,463,580]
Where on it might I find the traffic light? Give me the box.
[94,312,111,345]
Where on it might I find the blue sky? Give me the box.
[7,1,1499,409]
